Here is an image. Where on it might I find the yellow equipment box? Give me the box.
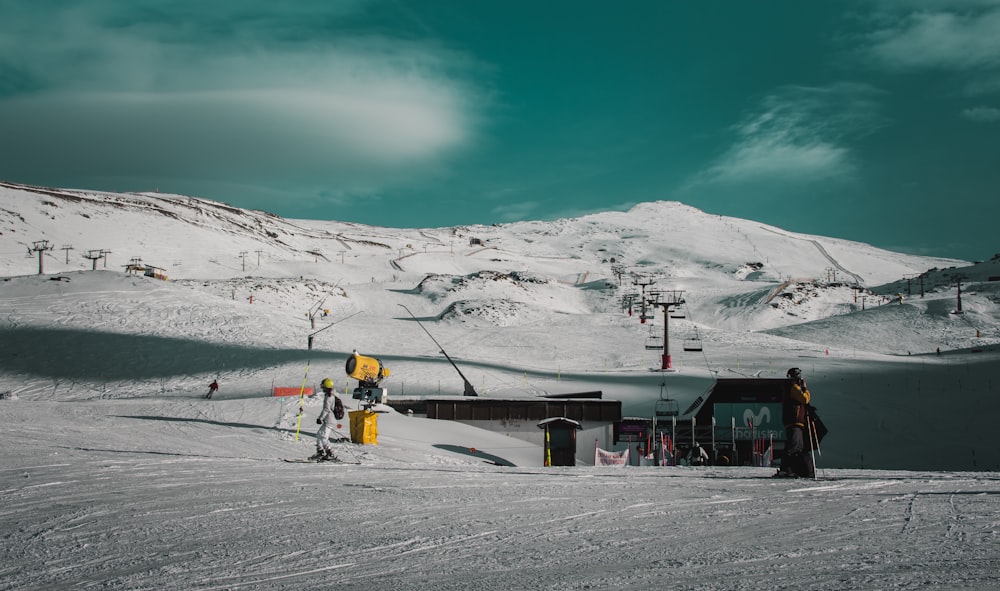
[349,410,378,445]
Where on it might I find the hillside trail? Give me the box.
[759,226,866,285]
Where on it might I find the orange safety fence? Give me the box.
[273,387,313,397]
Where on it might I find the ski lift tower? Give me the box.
[28,240,54,275]
[632,274,655,324]
[83,250,104,270]
[647,289,685,371]
[950,273,965,315]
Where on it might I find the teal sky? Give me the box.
[1,1,998,261]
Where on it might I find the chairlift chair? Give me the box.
[654,382,679,417]
[682,326,703,352]
[670,306,686,319]
[655,398,680,418]
[683,338,703,352]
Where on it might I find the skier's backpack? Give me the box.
[333,396,344,420]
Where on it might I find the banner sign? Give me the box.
[595,446,629,466]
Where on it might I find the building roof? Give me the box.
[537,417,582,429]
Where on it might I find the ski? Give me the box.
[282,458,360,465]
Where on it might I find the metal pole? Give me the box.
[711,417,716,463]
[671,416,676,466]
[731,417,736,466]
[398,304,478,396]
[661,304,671,370]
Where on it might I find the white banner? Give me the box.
[595,447,629,467]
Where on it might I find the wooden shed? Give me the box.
[538,417,581,467]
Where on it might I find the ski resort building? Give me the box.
[393,395,620,466]
[633,378,798,467]
[392,379,817,468]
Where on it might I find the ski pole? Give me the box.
[332,426,363,463]
[806,416,819,480]
[809,417,823,457]
[810,416,824,479]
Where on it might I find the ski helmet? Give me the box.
[786,367,801,379]
[321,377,334,390]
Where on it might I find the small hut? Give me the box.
[538,417,581,466]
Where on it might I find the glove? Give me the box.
[316,418,322,424]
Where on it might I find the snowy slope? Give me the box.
[2,182,1000,589]
[2,397,999,590]
[3,180,999,468]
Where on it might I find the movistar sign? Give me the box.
[713,403,784,441]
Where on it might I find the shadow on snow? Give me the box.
[0,326,339,380]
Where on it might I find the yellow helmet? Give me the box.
[320,378,334,390]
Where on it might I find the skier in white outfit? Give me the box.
[313,378,344,461]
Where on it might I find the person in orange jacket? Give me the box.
[776,368,814,478]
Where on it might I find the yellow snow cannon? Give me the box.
[345,351,390,387]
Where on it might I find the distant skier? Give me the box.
[312,378,345,461]
[690,443,709,466]
[776,368,815,478]
[205,380,219,399]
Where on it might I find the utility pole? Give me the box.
[83,250,103,270]
[239,251,248,272]
[28,240,54,274]
[255,249,263,267]
[60,244,74,264]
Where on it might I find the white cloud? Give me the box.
[0,3,486,198]
[490,201,541,222]
[687,83,884,189]
[962,105,1000,121]
[703,138,849,185]
[865,8,1000,70]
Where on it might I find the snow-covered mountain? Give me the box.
[2,179,984,335]
[2,178,999,471]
